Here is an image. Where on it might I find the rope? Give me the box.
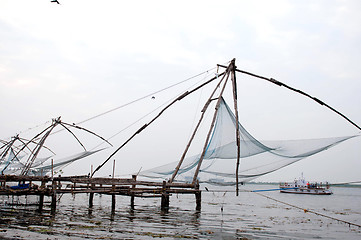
[3,66,217,141]
[204,187,361,228]
[90,70,216,151]
[253,191,361,228]
[329,180,361,186]
[217,64,361,131]
[77,67,217,126]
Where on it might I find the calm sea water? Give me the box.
[0,184,360,239]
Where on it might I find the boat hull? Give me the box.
[280,187,332,195]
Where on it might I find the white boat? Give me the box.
[279,175,333,195]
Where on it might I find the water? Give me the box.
[0,184,360,239]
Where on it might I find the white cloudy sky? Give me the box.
[0,0,360,183]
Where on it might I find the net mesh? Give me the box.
[139,98,357,185]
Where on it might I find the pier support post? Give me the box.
[51,178,57,214]
[89,181,95,208]
[38,179,46,212]
[111,194,116,211]
[195,180,201,211]
[51,193,57,214]
[38,195,44,212]
[130,175,136,209]
[89,192,94,208]
[161,181,169,212]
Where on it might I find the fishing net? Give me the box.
[139,98,357,185]
[0,148,102,176]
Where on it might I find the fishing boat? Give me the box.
[279,175,332,195]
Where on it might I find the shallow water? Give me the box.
[0,184,360,239]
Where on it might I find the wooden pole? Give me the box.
[112,160,115,178]
[169,68,230,183]
[195,180,201,211]
[22,118,59,176]
[89,192,94,208]
[161,180,169,212]
[91,71,226,177]
[230,59,241,196]
[130,175,136,209]
[51,177,57,214]
[192,61,233,184]
[111,160,116,211]
[217,64,361,132]
[89,164,94,208]
[51,159,54,178]
[38,178,46,212]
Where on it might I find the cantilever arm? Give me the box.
[59,123,87,151]
[217,64,361,131]
[61,122,113,147]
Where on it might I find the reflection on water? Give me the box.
[0,184,360,239]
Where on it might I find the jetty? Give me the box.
[0,174,201,213]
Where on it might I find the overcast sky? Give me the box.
[1,0,360,183]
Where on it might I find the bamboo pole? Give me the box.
[21,118,60,176]
[217,64,361,132]
[230,59,241,196]
[169,69,229,183]
[192,61,234,184]
[92,71,227,177]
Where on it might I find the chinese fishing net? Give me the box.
[139,98,357,185]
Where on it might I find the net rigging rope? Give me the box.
[8,66,219,142]
[217,64,361,132]
[253,191,361,228]
[204,188,361,228]
[76,66,218,126]
[90,69,217,151]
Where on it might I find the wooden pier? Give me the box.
[0,175,201,213]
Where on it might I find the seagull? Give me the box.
[51,0,60,4]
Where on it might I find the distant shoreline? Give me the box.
[249,181,361,188]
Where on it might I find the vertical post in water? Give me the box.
[195,180,201,211]
[111,194,116,212]
[38,178,46,212]
[89,192,94,208]
[130,175,136,209]
[111,160,116,212]
[161,180,169,212]
[89,164,94,208]
[51,177,57,214]
[230,59,241,196]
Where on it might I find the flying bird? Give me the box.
[51,0,60,4]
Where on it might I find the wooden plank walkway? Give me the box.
[0,175,201,213]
